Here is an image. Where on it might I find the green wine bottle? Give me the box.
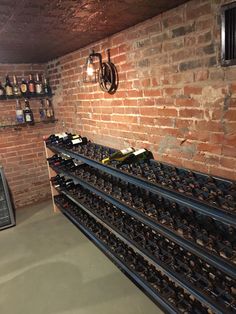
[102,147,135,164]
[118,148,154,167]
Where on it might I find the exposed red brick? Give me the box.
[143,89,162,97]
[184,86,202,95]
[44,0,236,181]
[175,98,200,107]
[179,108,204,119]
[164,87,182,96]
[198,143,222,155]
[194,69,209,81]
[224,109,236,120]
[209,167,236,181]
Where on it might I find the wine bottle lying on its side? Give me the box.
[44,133,87,148]
[117,148,154,167]
[44,132,69,145]
[101,147,135,164]
[63,134,88,149]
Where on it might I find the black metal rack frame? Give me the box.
[54,184,231,314]
[55,197,211,314]
[55,199,178,314]
[46,142,236,313]
[50,164,236,278]
[47,144,236,226]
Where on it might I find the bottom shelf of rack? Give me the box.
[54,194,213,314]
[55,200,176,314]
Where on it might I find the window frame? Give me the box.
[221,2,236,67]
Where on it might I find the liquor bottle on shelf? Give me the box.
[39,99,46,122]
[118,148,154,167]
[23,99,34,125]
[35,73,43,95]
[0,82,5,98]
[101,147,135,164]
[15,99,24,124]
[43,77,52,96]
[20,78,28,97]
[46,98,54,121]
[5,75,13,97]
[28,74,35,96]
[12,75,21,97]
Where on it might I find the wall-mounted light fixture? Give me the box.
[83,49,118,94]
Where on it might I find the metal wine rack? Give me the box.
[46,142,236,314]
[0,166,15,230]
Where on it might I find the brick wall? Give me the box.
[0,64,56,208]
[47,0,236,180]
[1,0,234,209]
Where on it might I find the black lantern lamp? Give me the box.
[83,49,118,94]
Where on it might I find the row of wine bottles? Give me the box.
[0,74,51,98]
[46,132,88,147]
[15,98,54,125]
[45,132,236,213]
[54,193,211,314]
[47,154,236,262]
[46,132,153,166]
[52,176,235,312]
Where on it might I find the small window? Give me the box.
[221,2,236,66]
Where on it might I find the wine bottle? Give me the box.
[0,82,5,98]
[55,132,69,140]
[43,77,51,95]
[64,134,87,148]
[20,78,28,97]
[46,99,54,120]
[118,148,154,167]
[15,99,24,123]
[45,132,68,145]
[12,75,21,97]
[35,73,43,95]
[5,75,13,97]
[28,74,35,95]
[101,147,135,164]
[23,99,34,125]
[39,99,46,121]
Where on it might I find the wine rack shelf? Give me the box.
[54,185,230,313]
[0,119,58,129]
[47,144,236,226]
[54,199,178,314]
[45,142,236,314]
[0,93,54,101]
[49,164,236,278]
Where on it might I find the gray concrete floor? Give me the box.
[0,200,163,314]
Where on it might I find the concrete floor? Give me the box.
[0,200,163,314]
